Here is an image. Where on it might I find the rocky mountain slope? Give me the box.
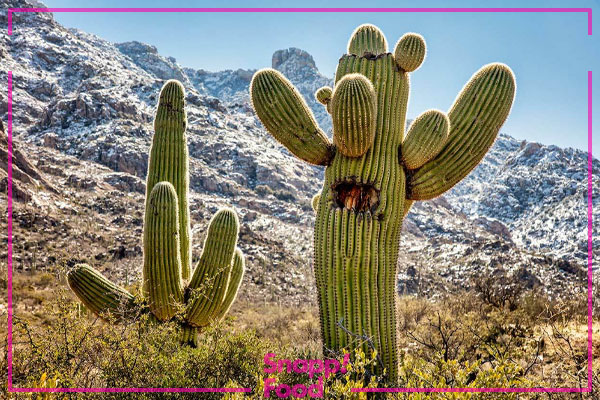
[1,1,597,306]
[183,47,332,132]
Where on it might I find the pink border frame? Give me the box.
[4,7,593,394]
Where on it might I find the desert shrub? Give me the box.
[396,291,598,398]
[397,353,532,400]
[254,185,273,197]
[225,349,380,400]
[473,275,524,311]
[273,189,296,202]
[254,185,297,202]
[403,297,538,363]
[397,296,431,332]
[233,348,537,400]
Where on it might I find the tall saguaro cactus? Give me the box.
[67,80,246,345]
[250,24,516,380]
[146,82,192,280]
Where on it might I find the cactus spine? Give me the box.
[67,80,246,345]
[250,24,515,381]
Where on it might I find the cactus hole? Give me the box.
[332,180,379,213]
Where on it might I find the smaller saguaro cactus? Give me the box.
[67,80,246,345]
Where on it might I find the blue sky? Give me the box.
[40,0,600,156]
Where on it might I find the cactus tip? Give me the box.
[348,23,388,56]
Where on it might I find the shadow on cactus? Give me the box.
[250,23,516,382]
[67,80,246,346]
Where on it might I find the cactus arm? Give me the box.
[393,33,426,72]
[401,109,449,170]
[186,208,239,328]
[67,264,137,319]
[250,68,335,166]
[315,86,332,107]
[331,74,377,158]
[213,248,245,322]
[146,80,192,280]
[407,63,516,200]
[142,182,184,321]
[315,86,333,114]
[311,192,321,212]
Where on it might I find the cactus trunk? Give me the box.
[180,323,199,347]
[314,53,407,379]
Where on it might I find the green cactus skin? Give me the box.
[250,69,335,166]
[186,208,240,327]
[331,74,377,158]
[67,81,245,345]
[66,264,136,319]
[250,24,515,381]
[143,181,184,321]
[146,80,192,280]
[402,109,449,170]
[212,248,246,322]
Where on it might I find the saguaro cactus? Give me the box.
[250,24,515,380]
[67,80,246,345]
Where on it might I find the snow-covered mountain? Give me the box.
[449,135,597,263]
[1,0,597,302]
